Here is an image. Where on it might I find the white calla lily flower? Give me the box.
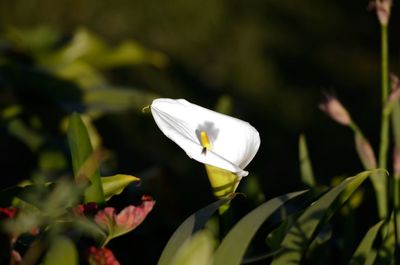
[150,98,260,178]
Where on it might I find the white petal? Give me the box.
[151,98,260,177]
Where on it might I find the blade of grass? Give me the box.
[271,171,371,265]
[212,190,307,265]
[375,213,396,264]
[348,220,385,265]
[299,134,315,187]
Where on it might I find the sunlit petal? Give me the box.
[151,98,260,177]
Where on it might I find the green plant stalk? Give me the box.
[392,100,400,254]
[349,122,387,219]
[394,177,400,250]
[102,235,112,248]
[377,25,389,220]
[379,25,389,169]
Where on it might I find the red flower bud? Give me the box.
[87,247,120,265]
[0,208,17,220]
[73,202,99,217]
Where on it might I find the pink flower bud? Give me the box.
[355,133,377,169]
[87,247,120,265]
[369,0,392,26]
[320,95,352,126]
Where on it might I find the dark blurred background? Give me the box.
[0,0,399,264]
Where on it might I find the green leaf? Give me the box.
[54,28,107,65]
[212,190,307,265]
[266,213,300,250]
[51,28,167,69]
[170,231,216,265]
[102,174,141,201]
[7,119,44,151]
[299,134,315,187]
[5,26,60,54]
[67,113,104,203]
[84,87,159,114]
[375,214,396,264]
[90,40,168,69]
[53,60,106,89]
[271,171,371,265]
[349,220,384,265]
[43,237,78,265]
[157,197,232,265]
[39,149,67,171]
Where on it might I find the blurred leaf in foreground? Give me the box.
[169,231,215,265]
[158,197,232,265]
[43,236,78,265]
[67,113,104,204]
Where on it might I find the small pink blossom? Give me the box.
[95,196,155,238]
[319,95,352,126]
[355,133,377,170]
[87,247,120,265]
[369,0,392,26]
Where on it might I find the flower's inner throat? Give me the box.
[200,131,212,155]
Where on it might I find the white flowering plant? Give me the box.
[1,2,400,265]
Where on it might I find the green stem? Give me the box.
[379,25,389,169]
[377,25,389,220]
[395,177,400,255]
[102,235,111,248]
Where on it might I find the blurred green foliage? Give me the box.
[0,0,389,195]
[0,1,396,264]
